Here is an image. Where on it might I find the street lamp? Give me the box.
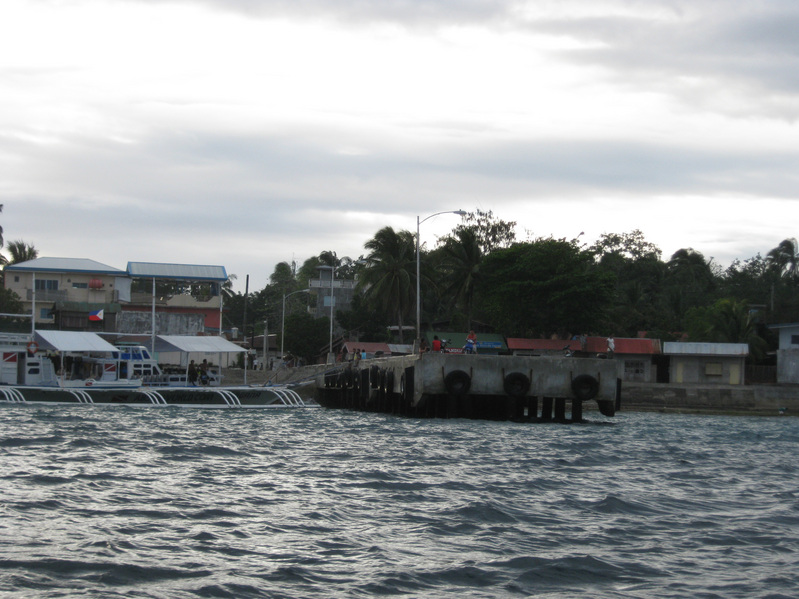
[416,209,467,351]
[281,288,310,359]
[315,264,337,363]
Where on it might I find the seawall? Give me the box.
[621,382,799,416]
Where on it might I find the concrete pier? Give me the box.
[315,353,620,421]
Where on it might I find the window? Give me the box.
[35,279,59,291]
[705,363,723,376]
[39,308,53,319]
[72,282,88,289]
[791,335,799,346]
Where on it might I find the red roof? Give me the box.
[507,336,660,355]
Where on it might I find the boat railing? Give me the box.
[141,389,167,405]
[0,387,26,402]
[268,387,305,406]
[68,389,94,404]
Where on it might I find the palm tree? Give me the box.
[359,227,416,343]
[767,238,799,282]
[5,240,38,265]
[221,273,237,298]
[439,227,482,330]
[694,298,769,361]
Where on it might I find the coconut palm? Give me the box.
[767,238,799,281]
[359,227,416,343]
[439,227,483,330]
[5,240,38,265]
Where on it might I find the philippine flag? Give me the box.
[89,309,104,321]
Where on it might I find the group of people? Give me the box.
[187,359,212,386]
[423,330,478,354]
[340,348,367,363]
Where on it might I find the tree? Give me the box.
[685,298,769,360]
[283,311,329,364]
[438,227,483,330]
[0,287,23,318]
[476,238,615,338]
[767,238,799,282]
[590,231,666,336]
[456,209,516,254]
[359,227,416,343]
[663,248,718,329]
[588,229,662,261]
[3,239,38,266]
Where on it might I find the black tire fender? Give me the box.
[503,372,530,398]
[370,364,380,389]
[444,369,471,396]
[571,374,599,401]
[384,371,395,394]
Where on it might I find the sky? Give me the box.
[2,0,798,293]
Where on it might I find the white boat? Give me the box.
[0,331,308,408]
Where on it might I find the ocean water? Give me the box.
[0,405,797,599]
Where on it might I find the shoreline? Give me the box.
[222,366,798,417]
[618,382,798,417]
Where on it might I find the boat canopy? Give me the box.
[153,335,245,354]
[34,330,119,353]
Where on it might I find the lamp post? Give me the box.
[416,209,467,352]
[281,288,310,359]
[328,263,335,363]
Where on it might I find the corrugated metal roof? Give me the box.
[126,262,228,281]
[5,257,124,275]
[34,330,119,352]
[663,342,749,356]
[154,335,244,353]
[507,336,661,354]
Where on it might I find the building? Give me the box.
[3,257,228,337]
[4,258,128,330]
[308,265,357,322]
[506,336,662,382]
[768,323,799,384]
[662,342,749,385]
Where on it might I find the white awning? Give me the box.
[34,330,119,353]
[154,335,245,354]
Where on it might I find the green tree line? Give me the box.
[4,207,797,363]
[227,212,796,363]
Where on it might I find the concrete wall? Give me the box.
[777,349,799,384]
[622,382,799,415]
[670,355,745,385]
[616,356,656,383]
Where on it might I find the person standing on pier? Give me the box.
[464,330,477,354]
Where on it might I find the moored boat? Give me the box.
[0,331,308,408]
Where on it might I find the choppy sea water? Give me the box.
[1,405,797,599]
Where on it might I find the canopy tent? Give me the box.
[34,330,119,353]
[153,335,245,354]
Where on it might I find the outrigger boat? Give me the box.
[0,331,307,408]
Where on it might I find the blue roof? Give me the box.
[5,257,124,275]
[126,262,228,282]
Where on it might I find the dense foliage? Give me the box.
[221,220,799,362]
[4,206,797,362]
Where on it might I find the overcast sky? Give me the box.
[2,0,798,292]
